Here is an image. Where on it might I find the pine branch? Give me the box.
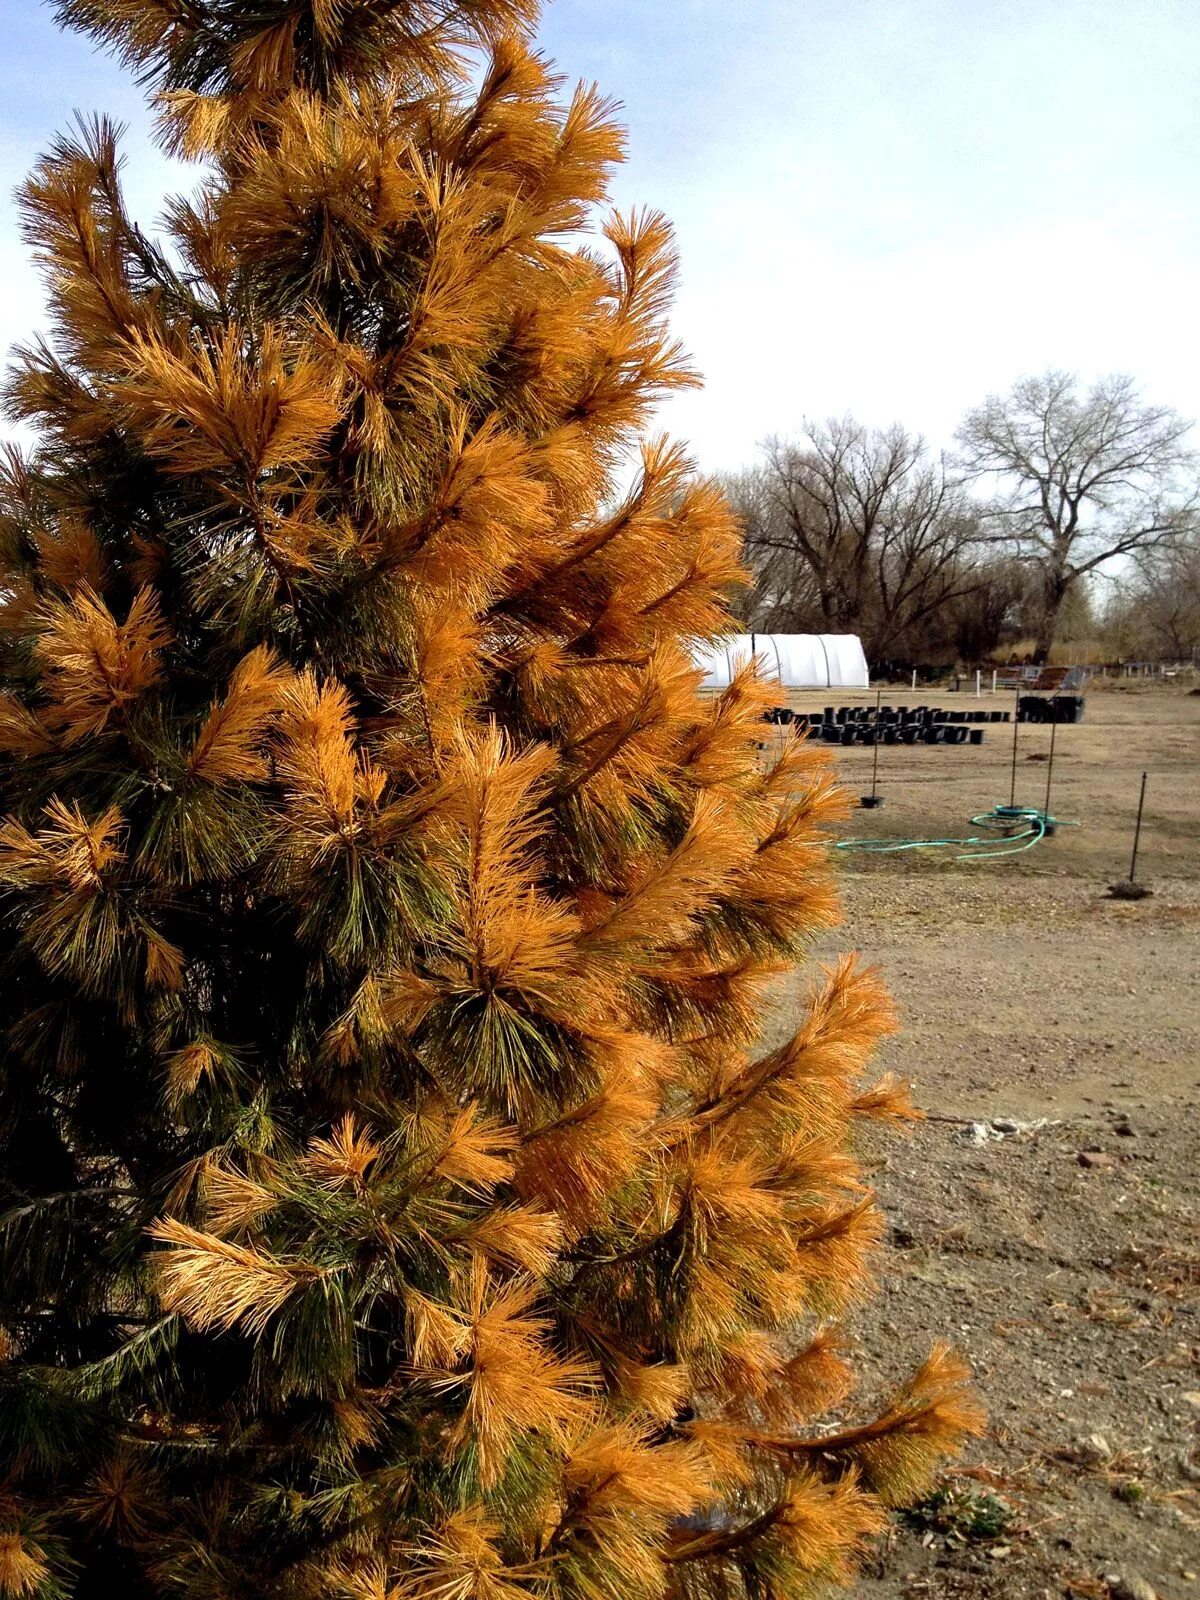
[69,1315,182,1399]
[1,1186,140,1231]
[664,1500,786,1563]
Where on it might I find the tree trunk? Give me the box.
[1034,569,1072,661]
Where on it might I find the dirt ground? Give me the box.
[769,682,1200,1600]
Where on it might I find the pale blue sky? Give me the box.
[3,0,1198,467]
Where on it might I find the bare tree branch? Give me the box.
[725,417,990,661]
[956,371,1198,655]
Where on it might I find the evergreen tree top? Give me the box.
[58,0,541,100]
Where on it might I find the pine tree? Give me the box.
[0,3,983,1596]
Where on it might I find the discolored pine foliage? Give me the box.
[0,3,983,1596]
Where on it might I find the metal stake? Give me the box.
[1043,711,1058,818]
[1129,770,1148,882]
[861,689,884,807]
[1009,701,1020,808]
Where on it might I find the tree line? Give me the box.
[725,371,1200,665]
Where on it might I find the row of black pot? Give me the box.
[764,705,1010,728]
[810,724,986,747]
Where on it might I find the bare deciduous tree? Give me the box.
[957,372,1197,658]
[1104,533,1200,661]
[728,418,983,660]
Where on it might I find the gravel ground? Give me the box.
[768,684,1200,1600]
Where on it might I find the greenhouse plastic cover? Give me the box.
[690,634,869,690]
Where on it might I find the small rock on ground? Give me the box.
[1104,1572,1158,1600]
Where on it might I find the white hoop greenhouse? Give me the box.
[690,633,869,691]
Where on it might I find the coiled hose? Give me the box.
[834,804,1077,862]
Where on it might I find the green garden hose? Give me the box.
[834,804,1077,862]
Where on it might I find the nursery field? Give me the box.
[775,684,1200,1600]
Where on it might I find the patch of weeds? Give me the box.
[1113,1479,1146,1505]
[901,1481,1013,1548]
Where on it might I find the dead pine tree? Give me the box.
[0,3,982,1596]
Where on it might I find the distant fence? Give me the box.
[993,664,1092,692]
[875,659,1196,691]
[1107,659,1197,679]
